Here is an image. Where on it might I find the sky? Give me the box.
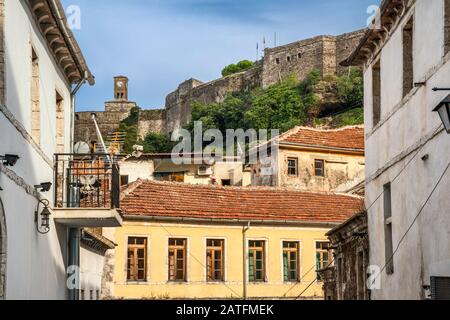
[61,0,381,111]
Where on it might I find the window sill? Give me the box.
[126,281,150,285]
[167,281,189,285]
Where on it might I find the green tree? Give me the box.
[117,107,141,154]
[221,60,255,77]
[142,132,175,153]
[336,67,364,107]
[245,75,306,132]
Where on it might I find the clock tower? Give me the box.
[114,76,128,101]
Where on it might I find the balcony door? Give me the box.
[0,197,6,300]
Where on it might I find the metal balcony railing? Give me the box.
[54,154,120,209]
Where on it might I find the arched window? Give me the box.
[0,197,6,300]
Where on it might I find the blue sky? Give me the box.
[62,0,380,111]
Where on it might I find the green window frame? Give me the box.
[283,241,300,282]
[248,241,265,282]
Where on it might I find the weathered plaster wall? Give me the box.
[119,158,247,187]
[278,148,365,192]
[326,213,369,300]
[364,0,450,300]
[252,147,365,192]
[119,160,155,183]
[80,245,105,300]
[0,0,4,106]
[0,0,75,299]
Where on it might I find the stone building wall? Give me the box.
[262,29,366,89]
[74,108,132,145]
[262,35,330,89]
[335,30,367,76]
[319,212,369,300]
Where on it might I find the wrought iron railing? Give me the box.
[54,154,120,209]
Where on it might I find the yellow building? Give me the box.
[106,180,363,299]
[251,126,365,193]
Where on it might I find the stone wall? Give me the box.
[138,109,165,139]
[74,109,132,145]
[319,212,369,300]
[75,30,365,148]
[262,29,366,89]
[164,65,262,133]
[335,30,367,76]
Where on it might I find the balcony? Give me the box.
[53,153,123,228]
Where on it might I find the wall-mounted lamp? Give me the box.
[35,199,51,234]
[34,182,52,192]
[0,154,20,166]
[433,94,450,133]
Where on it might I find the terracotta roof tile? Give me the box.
[120,180,364,224]
[279,126,365,151]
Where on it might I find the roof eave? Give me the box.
[123,214,346,228]
[340,0,411,67]
[29,0,94,85]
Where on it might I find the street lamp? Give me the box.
[433,94,450,133]
[34,182,53,192]
[35,199,51,234]
[0,154,20,166]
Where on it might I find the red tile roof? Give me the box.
[279,126,365,151]
[120,180,364,225]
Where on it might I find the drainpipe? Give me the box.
[70,74,87,153]
[242,222,250,300]
[68,228,80,301]
[67,75,87,301]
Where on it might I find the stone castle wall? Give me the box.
[164,64,262,133]
[138,109,166,139]
[74,100,138,145]
[262,29,366,88]
[74,29,365,147]
[165,29,365,132]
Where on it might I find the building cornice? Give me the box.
[123,214,343,229]
[26,0,94,85]
[81,229,116,255]
[341,0,415,67]
[279,142,365,156]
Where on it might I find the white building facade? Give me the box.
[344,0,450,300]
[0,0,108,300]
